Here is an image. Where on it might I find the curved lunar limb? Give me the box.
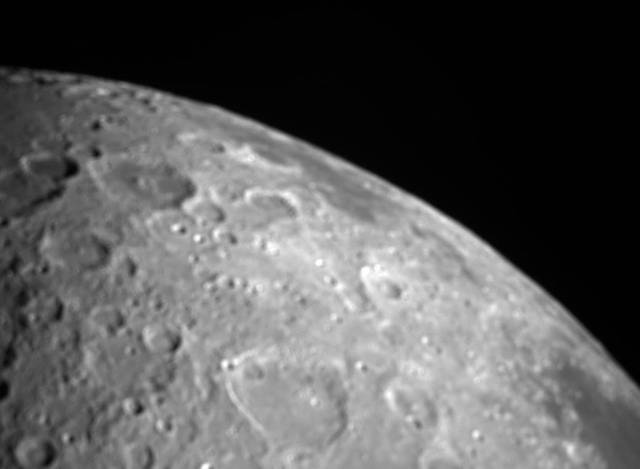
[0,67,638,469]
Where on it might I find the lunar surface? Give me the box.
[0,67,638,469]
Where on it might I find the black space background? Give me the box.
[1,7,636,382]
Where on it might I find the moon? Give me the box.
[0,67,638,469]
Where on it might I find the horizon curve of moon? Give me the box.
[0,68,638,469]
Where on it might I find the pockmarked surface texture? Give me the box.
[0,68,638,469]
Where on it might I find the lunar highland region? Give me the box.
[0,68,638,469]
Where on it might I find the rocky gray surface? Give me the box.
[0,68,638,468]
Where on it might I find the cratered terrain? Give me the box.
[0,68,638,469]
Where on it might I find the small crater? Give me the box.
[384,380,439,433]
[41,229,112,270]
[359,265,405,307]
[110,255,138,285]
[125,443,155,469]
[22,293,64,326]
[1,343,16,369]
[278,446,317,468]
[67,141,105,160]
[142,323,182,354]
[240,360,267,383]
[377,278,403,299]
[88,115,116,132]
[186,200,226,226]
[60,432,75,446]
[350,346,396,378]
[243,142,295,168]
[377,321,406,349]
[154,416,173,433]
[13,435,57,468]
[145,209,202,250]
[0,378,10,401]
[32,71,75,86]
[134,91,162,113]
[89,145,104,159]
[20,152,79,181]
[172,223,188,234]
[122,396,145,416]
[203,272,248,293]
[246,191,298,228]
[145,358,178,393]
[90,304,125,336]
[212,227,238,246]
[176,131,226,154]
